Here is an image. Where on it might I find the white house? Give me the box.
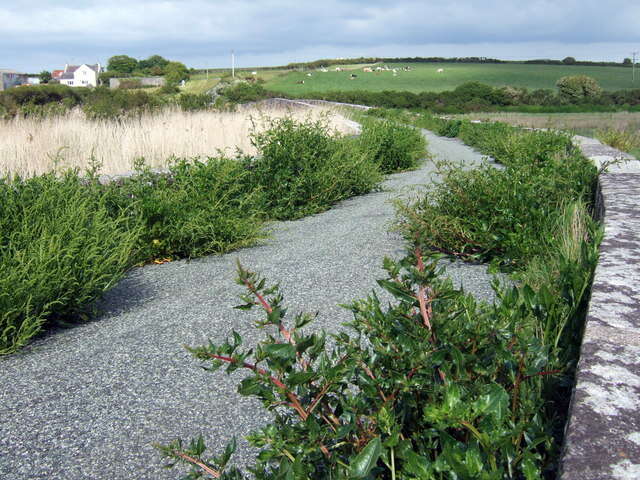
[55,64,101,87]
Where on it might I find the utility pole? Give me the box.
[632,51,638,82]
[231,50,235,78]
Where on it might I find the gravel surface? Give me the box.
[0,130,497,480]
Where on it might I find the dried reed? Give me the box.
[0,105,357,177]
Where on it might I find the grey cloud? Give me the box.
[1,1,639,71]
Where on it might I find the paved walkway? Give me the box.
[0,131,496,479]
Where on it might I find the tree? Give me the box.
[107,55,138,74]
[164,61,190,85]
[562,56,576,65]
[39,70,52,84]
[623,57,633,65]
[138,54,169,72]
[556,75,602,102]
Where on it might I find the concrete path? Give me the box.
[0,131,496,479]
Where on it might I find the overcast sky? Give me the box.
[2,1,640,72]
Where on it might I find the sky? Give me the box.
[2,1,640,72]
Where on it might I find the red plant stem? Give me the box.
[175,451,220,478]
[523,369,561,380]
[418,286,433,331]
[245,281,295,344]
[360,362,387,402]
[206,353,308,420]
[415,248,433,332]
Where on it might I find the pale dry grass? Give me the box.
[0,105,357,177]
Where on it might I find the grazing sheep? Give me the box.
[296,80,305,84]
[306,73,312,77]
[350,74,357,79]
[251,71,257,75]
[437,68,444,73]
[363,67,373,73]
[335,67,342,72]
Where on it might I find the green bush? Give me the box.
[398,123,596,268]
[357,118,426,173]
[102,157,267,260]
[246,117,382,219]
[82,87,165,119]
[179,93,212,111]
[556,75,603,102]
[220,82,270,104]
[437,119,462,137]
[0,172,140,354]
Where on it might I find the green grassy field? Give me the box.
[182,73,221,94]
[263,62,639,95]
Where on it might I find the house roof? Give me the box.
[52,70,64,78]
[65,64,100,73]
[0,69,24,74]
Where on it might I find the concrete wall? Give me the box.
[0,72,28,91]
[560,137,640,480]
[109,77,165,89]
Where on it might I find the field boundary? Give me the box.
[560,137,640,479]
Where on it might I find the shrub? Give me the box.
[82,87,164,119]
[0,172,140,354]
[102,156,267,260]
[357,118,426,173]
[246,117,382,219]
[220,82,270,103]
[437,119,462,137]
[398,122,596,268]
[179,93,212,111]
[556,75,603,102]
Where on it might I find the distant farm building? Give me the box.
[0,69,28,91]
[55,64,102,87]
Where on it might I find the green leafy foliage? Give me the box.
[246,116,384,219]
[397,121,597,268]
[220,82,272,104]
[556,75,603,102]
[357,119,426,173]
[107,55,139,74]
[158,119,600,479]
[3,113,424,352]
[0,172,140,354]
[160,217,599,478]
[102,156,266,260]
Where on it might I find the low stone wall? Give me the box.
[560,137,640,479]
[109,77,165,89]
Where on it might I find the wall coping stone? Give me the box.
[560,137,640,480]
